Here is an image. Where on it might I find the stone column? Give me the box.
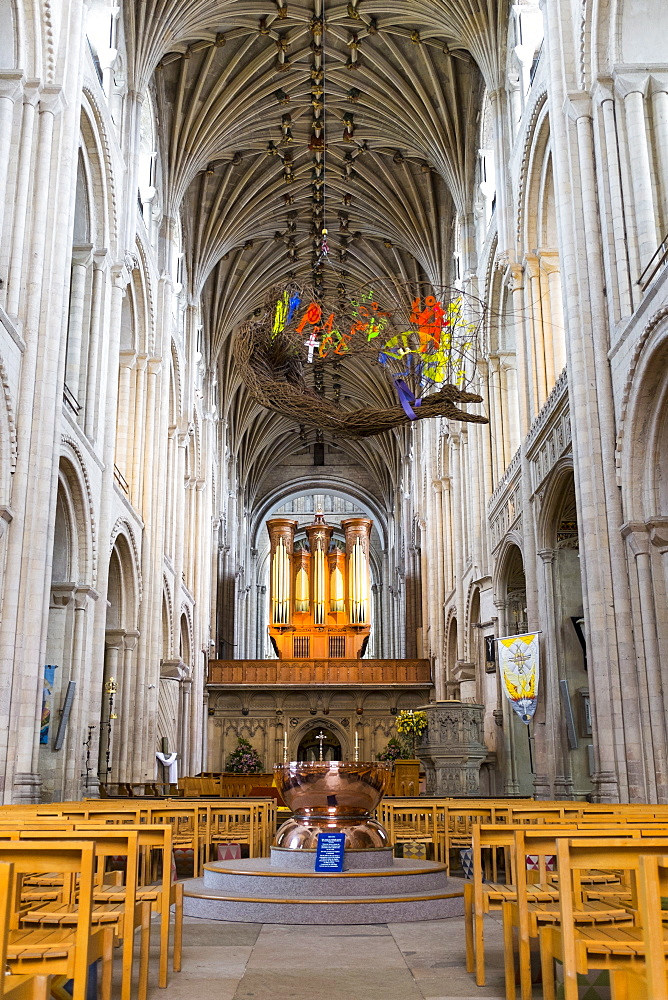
[432,480,446,700]
[538,250,566,380]
[494,598,520,794]
[63,586,99,800]
[615,76,658,272]
[114,351,136,482]
[596,85,634,317]
[622,523,668,801]
[507,263,532,435]
[65,245,94,404]
[450,432,466,665]
[180,675,193,778]
[84,252,108,438]
[130,355,147,508]
[650,78,668,236]
[118,631,139,783]
[536,548,571,798]
[100,631,124,784]
[6,83,39,317]
[3,87,64,804]
[0,72,23,250]
[524,252,547,410]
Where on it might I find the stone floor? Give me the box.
[141,912,542,1000]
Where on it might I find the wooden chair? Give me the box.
[635,853,668,999]
[0,860,52,1000]
[0,841,114,1000]
[0,818,181,992]
[539,837,668,1000]
[14,829,150,1000]
[504,828,634,1000]
[80,823,182,989]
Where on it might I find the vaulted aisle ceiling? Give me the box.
[127,0,505,504]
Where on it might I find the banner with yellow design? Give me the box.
[497,632,540,724]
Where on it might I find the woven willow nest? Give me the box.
[233,281,489,439]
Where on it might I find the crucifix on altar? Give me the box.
[315,730,327,762]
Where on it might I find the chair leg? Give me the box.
[518,925,533,1000]
[502,901,516,1000]
[34,975,51,1000]
[475,906,486,986]
[539,927,555,1000]
[464,882,474,974]
[173,882,183,973]
[159,896,170,988]
[101,926,114,1000]
[138,901,151,1000]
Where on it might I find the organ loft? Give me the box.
[267,511,372,661]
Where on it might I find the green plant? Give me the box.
[376,737,404,762]
[395,710,428,759]
[225,737,263,774]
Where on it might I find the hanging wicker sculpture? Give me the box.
[233,280,489,439]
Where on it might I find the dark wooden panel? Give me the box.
[207,659,432,686]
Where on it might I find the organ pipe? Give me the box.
[313,543,325,624]
[272,537,291,624]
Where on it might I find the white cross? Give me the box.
[304,330,319,362]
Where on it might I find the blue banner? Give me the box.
[40,665,58,745]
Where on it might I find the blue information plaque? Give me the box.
[314,831,346,873]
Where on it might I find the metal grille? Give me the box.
[328,635,346,658]
[293,635,310,658]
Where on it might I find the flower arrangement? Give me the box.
[225,737,263,774]
[376,737,404,763]
[395,710,428,759]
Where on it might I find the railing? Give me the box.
[63,383,81,415]
[113,464,130,494]
[639,231,668,290]
[207,658,433,686]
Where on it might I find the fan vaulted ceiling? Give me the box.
[126,0,505,504]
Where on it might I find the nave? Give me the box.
[4,794,668,999]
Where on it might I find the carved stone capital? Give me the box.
[614,73,650,100]
[38,85,66,117]
[538,249,561,275]
[564,92,593,122]
[620,521,651,557]
[74,585,99,610]
[104,629,126,651]
[71,244,94,268]
[646,517,668,551]
[0,71,24,102]
[51,582,76,608]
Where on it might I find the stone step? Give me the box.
[182,871,465,924]
[202,858,449,899]
[270,845,394,870]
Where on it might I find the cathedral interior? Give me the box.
[4,3,668,998]
[0,0,667,813]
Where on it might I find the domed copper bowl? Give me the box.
[273,761,393,851]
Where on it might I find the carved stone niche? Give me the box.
[415,701,487,797]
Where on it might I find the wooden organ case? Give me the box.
[267,511,372,660]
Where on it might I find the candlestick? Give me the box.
[354,730,359,762]
[283,730,288,763]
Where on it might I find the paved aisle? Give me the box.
[144,913,532,1000]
